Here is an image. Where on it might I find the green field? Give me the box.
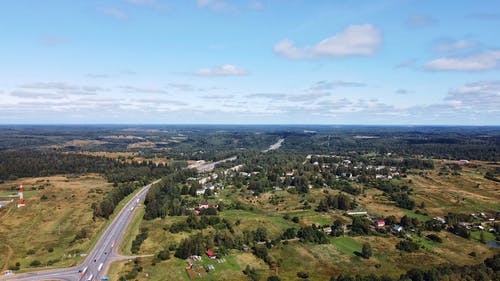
[331,237,363,257]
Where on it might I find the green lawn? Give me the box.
[404,210,430,221]
[0,190,37,198]
[470,230,496,244]
[331,237,362,257]
[312,216,332,225]
[413,236,440,250]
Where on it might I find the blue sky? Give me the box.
[0,0,499,124]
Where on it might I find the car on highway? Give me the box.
[80,266,88,276]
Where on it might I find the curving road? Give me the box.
[3,180,158,281]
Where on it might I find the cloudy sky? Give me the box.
[1,0,499,124]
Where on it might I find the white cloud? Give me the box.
[406,15,438,28]
[197,0,235,12]
[245,93,287,99]
[134,98,187,106]
[168,83,196,91]
[119,85,169,94]
[20,82,79,90]
[289,92,330,102]
[274,24,382,59]
[201,94,234,100]
[310,80,367,91]
[10,90,65,99]
[445,81,500,111]
[86,73,110,79]
[395,89,413,95]
[195,64,248,76]
[97,7,128,20]
[82,86,109,92]
[425,50,500,71]
[17,82,107,96]
[433,39,477,52]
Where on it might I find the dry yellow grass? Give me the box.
[76,151,137,159]
[408,161,500,216]
[127,141,157,149]
[0,174,113,272]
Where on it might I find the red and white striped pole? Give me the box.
[17,182,25,207]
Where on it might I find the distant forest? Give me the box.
[0,125,498,161]
[0,150,178,183]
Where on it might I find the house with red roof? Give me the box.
[206,249,216,259]
[375,220,385,227]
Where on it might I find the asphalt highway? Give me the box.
[3,180,158,281]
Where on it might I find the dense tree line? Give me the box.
[1,126,498,161]
[0,150,176,184]
[92,183,135,219]
[143,168,198,219]
[0,150,117,181]
[316,193,356,212]
[297,225,329,244]
[484,167,500,182]
[350,216,373,235]
[131,228,148,254]
[169,214,232,233]
[280,126,499,161]
[371,180,415,210]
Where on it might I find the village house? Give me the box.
[206,249,216,259]
[199,201,209,209]
[433,217,446,224]
[375,219,385,227]
[393,225,403,232]
[322,226,332,234]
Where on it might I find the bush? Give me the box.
[426,233,442,243]
[396,240,420,252]
[361,243,372,258]
[297,271,309,279]
[157,249,170,261]
[8,264,20,271]
[29,260,42,267]
[243,265,259,281]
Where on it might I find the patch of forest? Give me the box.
[0,150,178,183]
